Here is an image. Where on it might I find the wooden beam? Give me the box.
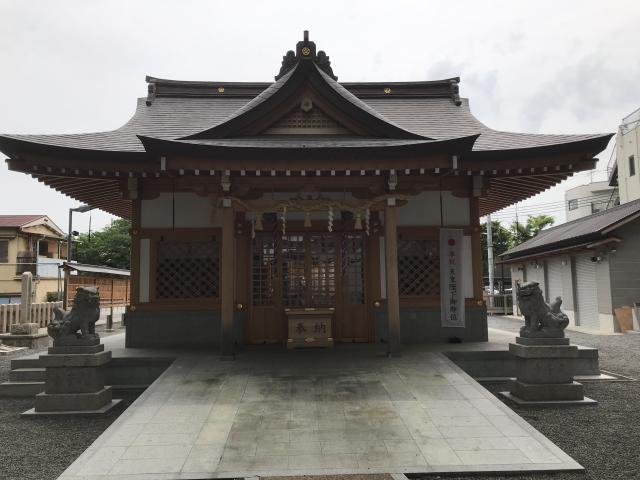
[384,200,401,356]
[220,203,235,359]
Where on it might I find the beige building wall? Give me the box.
[0,223,64,303]
[616,109,640,204]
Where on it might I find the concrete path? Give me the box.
[58,342,582,479]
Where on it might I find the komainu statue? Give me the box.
[48,286,101,345]
[516,281,569,338]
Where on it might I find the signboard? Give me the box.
[285,308,334,348]
[440,228,465,328]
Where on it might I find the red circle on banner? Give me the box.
[448,238,456,246]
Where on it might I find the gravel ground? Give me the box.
[425,316,640,480]
[1,318,639,480]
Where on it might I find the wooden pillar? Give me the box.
[220,200,235,359]
[384,199,401,356]
[470,197,483,301]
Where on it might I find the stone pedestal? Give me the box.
[500,337,596,406]
[0,324,49,349]
[22,342,122,416]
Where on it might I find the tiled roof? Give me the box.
[0,84,610,154]
[0,215,44,227]
[501,199,640,260]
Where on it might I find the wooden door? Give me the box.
[248,232,281,343]
[336,233,368,342]
[248,230,370,344]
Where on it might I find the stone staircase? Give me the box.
[0,357,45,397]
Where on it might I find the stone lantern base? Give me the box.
[500,337,597,406]
[21,342,121,416]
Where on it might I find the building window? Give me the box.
[568,199,578,211]
[38,240,49,257]
[398,237,440,297]
[155,239,220,300]
[629,155,636,177]
[0,240,8,263]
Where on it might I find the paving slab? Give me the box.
[56,341,583,479]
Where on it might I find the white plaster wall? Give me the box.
[141,193,221,228]
[397,192,470,226]
[139,238,150,303]
[617,124,640,204]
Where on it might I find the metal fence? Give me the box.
[484,293,513,315]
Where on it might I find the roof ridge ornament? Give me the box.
[275,30,337,81]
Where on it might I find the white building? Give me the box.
[565,181,618,222]
[609,107,640,204]
[501,200,640,334]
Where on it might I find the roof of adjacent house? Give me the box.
[61,262,130,277]
[0,215,45,227]
[500,198,640,261]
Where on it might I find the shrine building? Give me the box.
[0,32,611,355]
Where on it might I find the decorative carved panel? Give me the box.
[264,105,350,135]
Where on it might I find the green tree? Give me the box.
[510,214,555,246]
[481,220,513,277]
[74,219,131,269]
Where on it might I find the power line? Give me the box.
[488,191,618,217]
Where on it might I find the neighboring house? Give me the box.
[609,107,640,203]
[565,180,618,222]
[0,215,66,303]
[500,199,640,333]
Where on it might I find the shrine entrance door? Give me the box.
[247,231,369,344]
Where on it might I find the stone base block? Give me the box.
[22,399,122,417]
[39,350,111,368]
[500,391,597,406]
[53,334,100,347]
[45,366,106,394]
[509,343,579,359]
[10,323,40,335]
[509,379,585,402]
[0,333,50,349]
[515,357,577,384]
[516,336,570,346]
[48,344,105,355]
[35,386,113,412]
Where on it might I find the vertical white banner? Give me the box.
[440,228,465,328]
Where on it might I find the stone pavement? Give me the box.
[57,340,582,479]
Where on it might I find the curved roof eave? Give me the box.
[138,133,479,157]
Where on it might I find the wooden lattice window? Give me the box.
[342,234,365,304]
[282,235,306,307]
[265,104,350,134]
[155,240,219,300]
[398,238,439,297]
[252,234,277,306]
[309,234,335,307]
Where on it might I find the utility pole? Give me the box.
[487,213,495,308]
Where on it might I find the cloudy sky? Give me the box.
[1,0,639,232]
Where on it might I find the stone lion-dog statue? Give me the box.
[516,281,569,338]
[48,286,101,345]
